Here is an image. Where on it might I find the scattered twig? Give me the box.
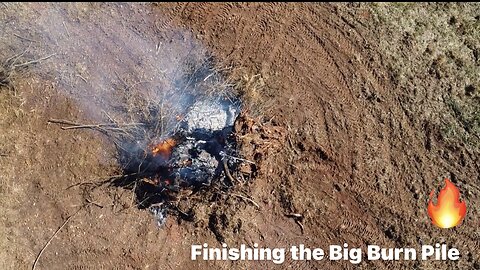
[47,118,144,130]
[288,136,300,155]
[75,74,87,83]
[47,119,78,126]
[65,172,142,190]
[32,207,83,270]
[295,220,304,233]
[85,198,104,208]
[130,181,138,207]
[13,53,56,69]
[173,206,192,220]
[230,193,260,209]
[61,123,144,130]
[223,153,256,165]
[203,71,216,82]
[222,159,238,184]
[102,110,117,123]
[63,21,70,37]
[285,213,304,233]
[109,173,141,179]
[126,80,150,92]
[65,181,98,190]
[5,48,29,67]
[13,33,39,43]
[155,42,160,55]
[285,213,303,219]
[134,194,163,210]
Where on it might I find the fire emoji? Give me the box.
[427,179,467,229]
[151,138,176,160]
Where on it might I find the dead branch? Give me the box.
[65,173,141,190]
[13,33,39,43]
[85,198,105,209]
[285,213,303,219]
[4,48,29,68]
[222,159,238,184]
[222,153,256,165]
[47,118,145,130]
[130,181,138,208]
[75,74,87,83]
[63,21,70,37]
[61,123,144,130]
[296,220,304,233]
[32,207,84,270]
[102,111,115,122]
[13,53,56,68]
[230,193,260,209]
[285,213,304,233]
[47,119,79,126]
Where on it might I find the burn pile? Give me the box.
[110,64,245,226]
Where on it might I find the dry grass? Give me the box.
[368,3,480,149]
[225,69,270,118]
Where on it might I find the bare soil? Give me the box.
[0,3,478,270]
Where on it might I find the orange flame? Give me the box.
[427,179,467,229]
[151,138,176,160]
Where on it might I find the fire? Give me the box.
[151,138,176,160]
[427,179,467,229]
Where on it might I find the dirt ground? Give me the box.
[0,3,479,270]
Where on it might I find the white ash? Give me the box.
[182,99,240,133]
[150,205,167,227]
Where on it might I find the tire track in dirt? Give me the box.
[154,4,455,270]
[282,9,400,246]
[305,7,426,240]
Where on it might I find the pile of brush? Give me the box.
[48,60,254,226]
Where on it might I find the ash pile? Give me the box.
[113,95,242,226]
[163,98,240,189]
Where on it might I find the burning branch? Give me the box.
[151,138,177,160]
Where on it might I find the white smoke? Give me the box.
[9,3,234,138]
